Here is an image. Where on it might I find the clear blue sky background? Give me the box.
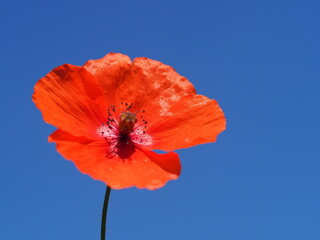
[1,0,319,239]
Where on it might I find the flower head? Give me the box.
[32,53,226,189]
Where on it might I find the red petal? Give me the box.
[148,95,226,151]
[129,58,226,150]
[83,53,133,107]
[33,64,107,139]
[49,129,181,190]
[83,54,195,114]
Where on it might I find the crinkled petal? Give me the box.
[147,95,226,151]
[128,57,197,116]
[128,57,226,150]
[83,54,195,114]
[83,53,133,107]
[32,64,107,139]
[49,129,181,190]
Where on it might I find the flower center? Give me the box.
[97,103,152,159]
[119,112,137,135]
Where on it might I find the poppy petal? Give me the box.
[127,57,197,115]
[33,64,107,139]
[49,129,181,190]
[83,54,194,114]
[147,95,226,151]
[83,53,133,107]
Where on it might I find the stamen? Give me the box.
[97,104,152,159]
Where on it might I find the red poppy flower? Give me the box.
[33,53,226,190]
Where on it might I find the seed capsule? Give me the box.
[119,112,137,135]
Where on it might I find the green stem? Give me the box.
[101,186,111,240]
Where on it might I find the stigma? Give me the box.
[119,112,137,135]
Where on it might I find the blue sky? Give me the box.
[1,0,320,239]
